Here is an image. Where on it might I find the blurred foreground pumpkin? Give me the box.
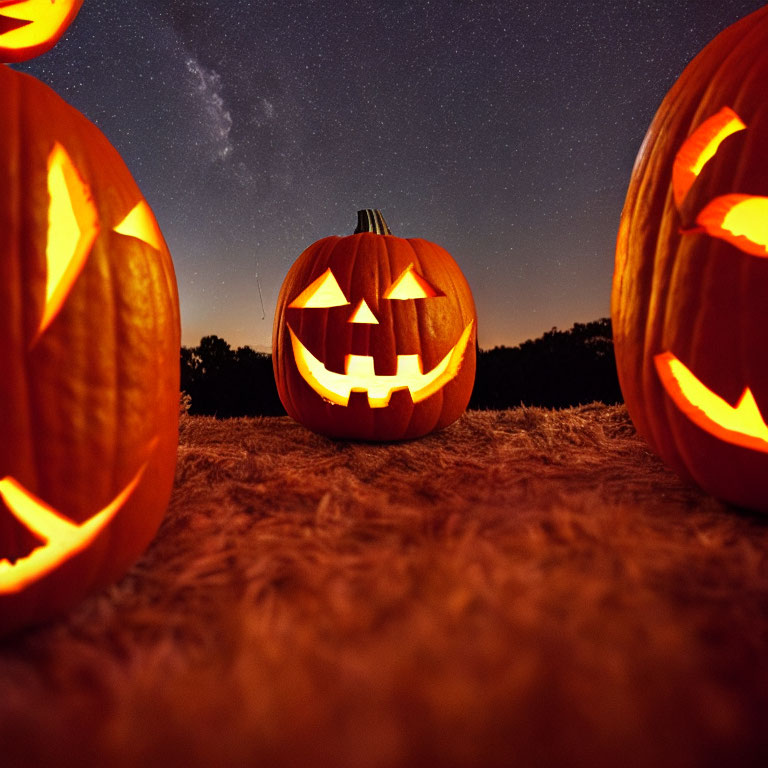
[612,5,768,511]
[0,0,84,62]
[0,65,180,634]
[273,210,476,440]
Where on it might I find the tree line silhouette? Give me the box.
[180,318,622,417]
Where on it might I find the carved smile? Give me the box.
[288,321,474,408]
[655,351,768,452]
[0,457,150,594]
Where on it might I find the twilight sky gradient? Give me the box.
[14,0,768,350]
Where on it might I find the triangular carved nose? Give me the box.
[348,299,379,325]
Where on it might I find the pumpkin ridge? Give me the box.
[437,239,476,429]
[413,237,471,432]
[405,237,440,436]
[368,232,391,435]
[16,66,46,492]
[382,233,416,437]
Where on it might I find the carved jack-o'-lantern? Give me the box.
[0,0,83,62]
[0,65,179,634]
[273,210,476,440]
[612,6,768,511]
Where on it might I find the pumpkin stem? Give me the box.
[354,209,392,235]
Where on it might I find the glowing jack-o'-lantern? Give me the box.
[612,5,768,511]
[0,65,179,634]
[273,210,477,440]
[0,0,83,62]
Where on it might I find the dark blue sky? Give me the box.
[15,0,768,350]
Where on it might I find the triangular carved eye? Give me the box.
[672,107,746,207]
[384,264,441,300]
[38,142,99,341]
[113,200,164,251]
[289,268,350,308]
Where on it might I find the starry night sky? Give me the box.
[13,0,768,351]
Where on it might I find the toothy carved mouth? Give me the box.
[655,351,768,453]
[288,321,474,408]
[0,458,149,594]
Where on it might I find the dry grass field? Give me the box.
[1,405,767,767]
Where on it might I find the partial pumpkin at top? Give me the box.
[0,0,83,62]
[273,210,477,441]
[611,4,768,511]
